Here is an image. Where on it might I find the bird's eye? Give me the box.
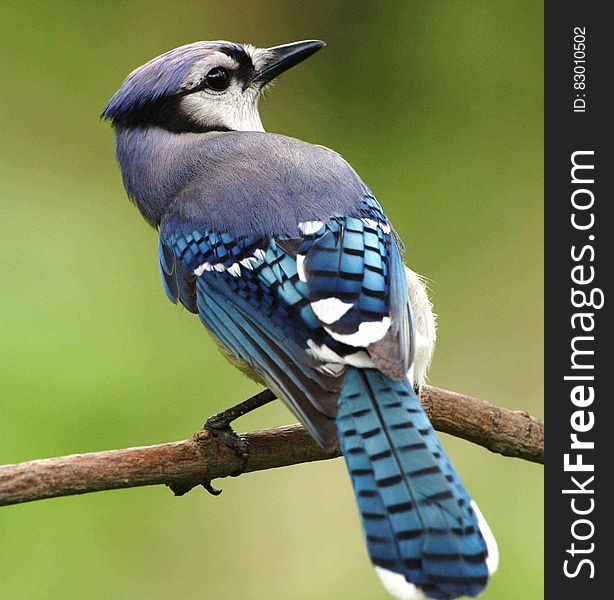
[205,67,230,91]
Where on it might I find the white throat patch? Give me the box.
[180,87,264,132]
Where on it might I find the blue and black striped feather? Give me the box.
[159,229,327,447]
[360,193,413,378]
[301,218,390,335]
[296,196,411,379]
[195,278,342,447]
[375,238,414,378]
[158,193,407,442]
[338,369,489,599]
[158,191,490,598]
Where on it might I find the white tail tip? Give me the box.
[471,500,499,575]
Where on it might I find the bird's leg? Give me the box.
[206,389,277,432]
[202,389,276,495]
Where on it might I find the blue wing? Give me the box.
[296,192,413,379]
[158,192,413,448]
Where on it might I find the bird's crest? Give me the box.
[101,41,245,121]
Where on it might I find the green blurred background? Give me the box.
[0,1,543,599]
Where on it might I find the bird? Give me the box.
[102,39,498,599]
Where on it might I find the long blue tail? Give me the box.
[337,368,492,599]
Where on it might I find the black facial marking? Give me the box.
[110,43,255,132]
[218,43,254,69]
[111,95,230,134]
[219,44,255,87]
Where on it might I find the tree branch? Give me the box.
[0,385,543,507]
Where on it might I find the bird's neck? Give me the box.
[114,125,209,228]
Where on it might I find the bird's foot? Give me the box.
[206,416,250,477]
[200,391,276,495]
[201,414,250,495]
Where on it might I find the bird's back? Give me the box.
[164,131,370,238]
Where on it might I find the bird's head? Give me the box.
[102,40,325,133]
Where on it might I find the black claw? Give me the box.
[202,481,223,496]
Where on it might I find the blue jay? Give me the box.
[102,40,498,599]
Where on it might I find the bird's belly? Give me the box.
[404,265,436,388]
[215,339,265,384]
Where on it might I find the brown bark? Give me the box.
[0,385,543,507]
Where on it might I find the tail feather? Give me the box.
[337,368,492,599]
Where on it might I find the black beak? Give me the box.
[252,40,326,86]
